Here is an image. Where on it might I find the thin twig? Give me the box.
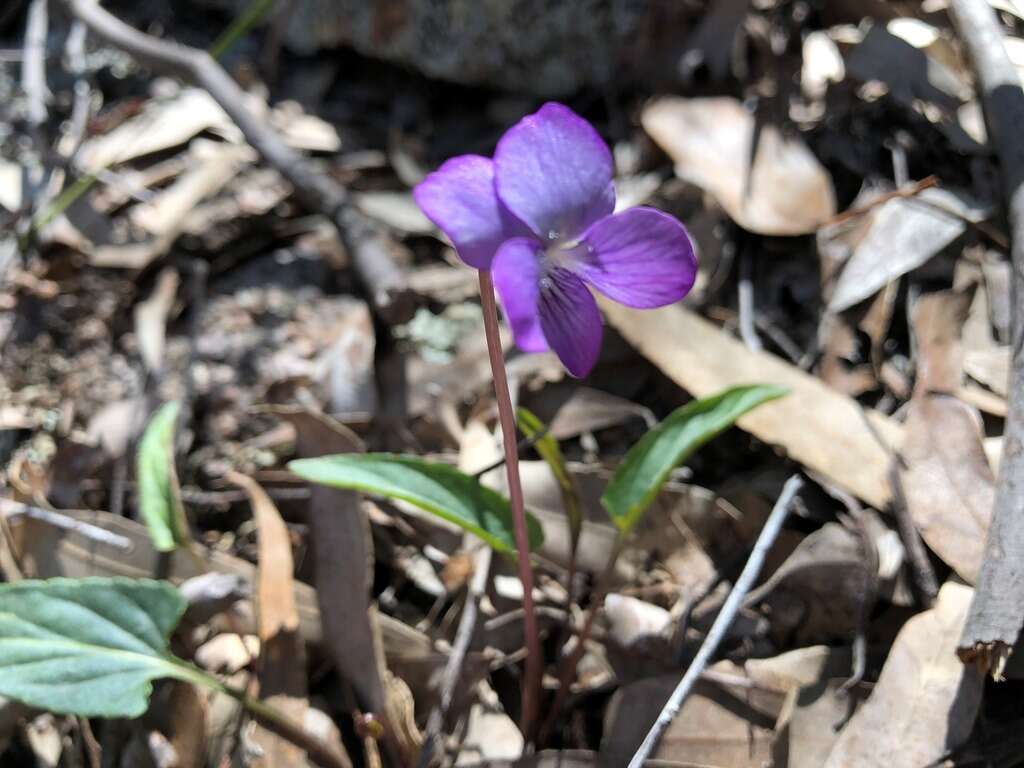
[887,461,939,606]
[737,244,762,352]
[22,0,49,131]
[60,20,91,163]
[826,175,939,226]
[62,0,414,324]
[416,546,492,768]
[948,0,1024,676]
[478,270,542,739]
[0,498,133,550]
[627,475,803,768]
[20,0,51,237]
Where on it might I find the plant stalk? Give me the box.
[478,270,543,739]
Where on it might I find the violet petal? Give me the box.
[413,154,524,269]
[577,207,698,308]
[494,103,615,242]
[492,237,549,353]
[538,266,603,378]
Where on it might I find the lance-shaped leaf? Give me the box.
[136,401,189,552]
[602,385,788,534]
[288,453,543,554]
[0,577,206,717]
[517,407,582,552]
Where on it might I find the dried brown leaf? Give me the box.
[642,97,836,235]
[911,287,974,395]
[133,269,179,374]
[601,300,901,508]
[823,582,982,767]
[901,395,993,584]
[226,470,308,768]
[602,676,784,767]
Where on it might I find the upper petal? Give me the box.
[494,103,615,242]
[413,154,524,269]
[492,238,548,354]
[577,207,697,308]
[538,267,603,378]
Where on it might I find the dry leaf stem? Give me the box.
[627,474,803,768]
[948,0,1024,675]
[61,0,414,324]
[478,270,543,739]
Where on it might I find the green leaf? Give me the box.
[601,385,788,534]
[517,407,582,547]
[136,402,188,552]
[0,577,207,717]
[288,453,544,553]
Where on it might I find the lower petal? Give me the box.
[578,207,697,308]
[539,267,603,378]
[492,238,548,353]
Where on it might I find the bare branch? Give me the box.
[62,0,415,324]
[948,0,1024,675]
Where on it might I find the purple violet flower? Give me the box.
[413,103,697,377]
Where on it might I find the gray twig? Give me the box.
[949,0,1024,676]
[61,20,91,164]
[0,499,133,550]
[416,545,492,768]
[737,245,762,352]
[627,475,803,768]
[20,0,51,227]
[62,0,415,324]
[887,461,939,606]
[22,0,49,131]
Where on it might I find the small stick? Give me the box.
[62,0,414,324]
[0,499,133,550]
[478,270,542,739]
[826,175,939,226]
[20,0,51,233]
[627,475,803,768]
[737,245,761,352]
[416,546,492,768]
[22,0,49,132]
[948,0,1024,676]
[887,461,939,606]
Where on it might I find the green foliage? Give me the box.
[136,402,189,552]
[517,407,581,546]
[289,453,544,553]
[601,385,788,534]
[0,578,205,717]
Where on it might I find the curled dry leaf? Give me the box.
[133,268,179,374]
[642,97,836,235]
[774,678,871,768]
[823,582,982,768]
[911,286,974,395]
[826,189,983,313]
[964,346,1010,396]
[900,395,993,584]
[740,522,872,646]
[225,471,309,768]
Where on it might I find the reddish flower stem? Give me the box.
[478,270,543,739]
